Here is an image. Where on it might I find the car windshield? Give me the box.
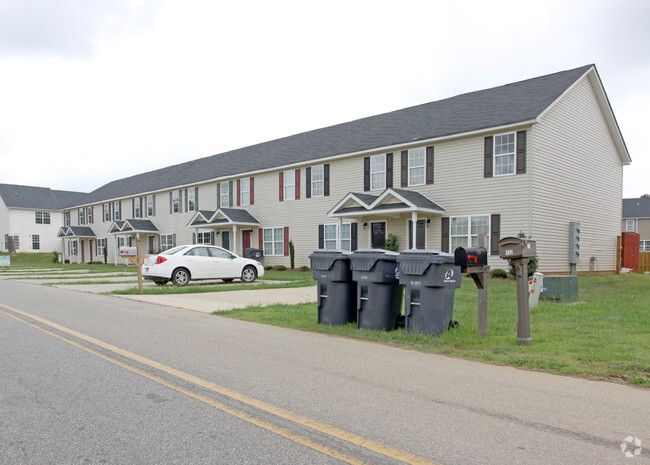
[161,246,188,255]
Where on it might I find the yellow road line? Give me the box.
[0,304,443,465]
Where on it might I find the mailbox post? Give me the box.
[119,236,145,292]
[454,233,490,338]
[498,236,537,345]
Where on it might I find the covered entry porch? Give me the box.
[187,208,261,257]
[57,226,97,264]
[109,219,160,264]
[328,188,445,250]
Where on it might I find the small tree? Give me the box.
[384,233,399,252]
[103,246,108,264]
[289,240,295,270]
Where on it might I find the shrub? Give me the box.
[64,259,70,264]
[264,265,273,271]
[272,265,287,271]
[384,233,399,252]
[289,240,295,269]
[507,232,539,277]
[299,265,310,272]
[490,269,508,279]
[51,251,59,263]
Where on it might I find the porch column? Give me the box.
[233,225,238,254]
[337,217,343,250]
[411,211,418,250]
[113,236,118,265]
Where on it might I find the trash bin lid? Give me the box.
[397,249,455,275]
[309,249,351,270]
[350,249,399,271]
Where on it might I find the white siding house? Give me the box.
[11,65,631,273]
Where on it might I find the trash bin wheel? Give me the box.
[448,320,459,329]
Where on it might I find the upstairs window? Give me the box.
[172,191,180,213]
[103,203,111,222]
[146,195,155,216]
[626,219,635,232]
[78,208,85,225]
[113,201,121,220]
[240,178,250,206]
[134,199,142,218]
[220,182,230,208]
[370,154,386,191]
[284,170,295,201]
[86,207,93,224]
[35,211,50,224]
[187,189,196,212]
[64,211,70,227]
[408,148,426,186]
[311,165,324,197]
[494,133,516,176]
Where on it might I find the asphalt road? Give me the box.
[0,279,648,465]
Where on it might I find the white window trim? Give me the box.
[220,182,230,207]
[172,191,180,213]
[263,227,284,256]
[146,195,155,217]
[311,165,324,197]
[78,208,85,225]
[187,189,196,212]
[493,132,517,177]
[96,238,106,256]
[103,204,110,222]
[240,178,250,206]
[160,234,174,251]
[113,201,121,220]
[450,214,491,250]
[284,170,295,201]
[625,219,635,232]
[408,148,425,187]
[85,207,92,224]
[370,154,386,191]
[64,211,70,227]
[197,232,212,244]
[323,223,352,251]
[32,234,40,250]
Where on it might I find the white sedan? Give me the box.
[142,245,264,286]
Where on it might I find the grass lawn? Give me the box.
[219,273,650,386]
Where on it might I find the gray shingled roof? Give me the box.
[82,65,594,206]
[623,198,650,218]
[0,184,86,210]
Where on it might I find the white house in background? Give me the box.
[4,65,632,273]
[0,184,86,254]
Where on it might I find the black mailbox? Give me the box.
[454,247,488,271]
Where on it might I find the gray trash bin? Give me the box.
[309,250,356,325]
[245,248,263,261]
[397,249,462,335]
[350,249,402,331]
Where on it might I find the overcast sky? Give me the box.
[0,0,648,198]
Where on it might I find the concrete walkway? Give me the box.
[114,286,317,313]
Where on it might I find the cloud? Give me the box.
[0,0,158,59]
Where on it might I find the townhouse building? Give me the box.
[37,64,630,273]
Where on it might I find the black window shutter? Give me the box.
[351,223,358,251]
[324,164,330,196]
[306,167,312,198]
[216,183,221,209]
[184,189,188,211]
[172,234,176,247]
[192,232,196,244]
[229,181,233,207]
[179,190,183,213]
[169,192,172,214]
[132,199,135,218]
[441,217,450,252]
[426,146,434,184]
[516,130,527,174]
[401,151,408,187]
[195,187,199,211]
[363,157,370,191]
[386,153,393,188]
[484,136,493,178]
[490,214,501,255]
[318,224,324,249]
[210,231,215,245]
[139,197,143,217]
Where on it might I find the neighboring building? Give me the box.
[622,198,650,252]
[7,64,632,273]
[0,184,86,254]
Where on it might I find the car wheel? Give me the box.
[172,268,190,286]
[222,278,234,283]
[241,266,257,283]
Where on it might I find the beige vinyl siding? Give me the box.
[532,76,622,272]
[637,219,650,240]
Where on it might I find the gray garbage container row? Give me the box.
[309,250,357,326]
[396,250,462,336]
[350,249,402,331]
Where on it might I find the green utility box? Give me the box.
[540,275,578,303]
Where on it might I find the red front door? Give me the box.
[242,230,251,255]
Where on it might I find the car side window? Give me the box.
[208,247,232,259]
[186,247,210,257]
